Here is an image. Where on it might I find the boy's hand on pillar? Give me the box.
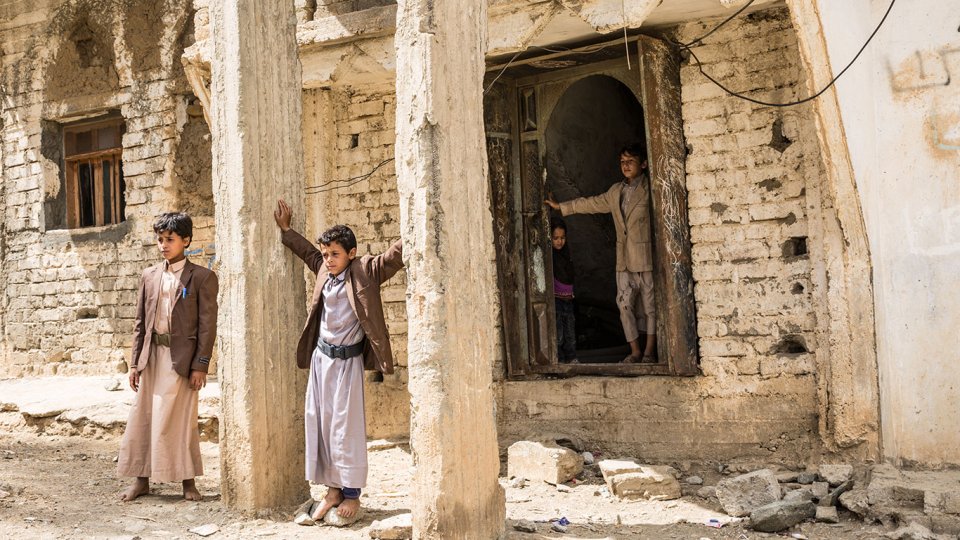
[128,370,140,392]
[189,370,207,391]
[544,197,560,211]
[274,199,293,232]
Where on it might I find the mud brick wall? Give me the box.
[498,7,827,464]
[0,0,215,376]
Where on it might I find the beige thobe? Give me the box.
[117,258,203,482]
[305,268,368,489]
[617,176,656,340]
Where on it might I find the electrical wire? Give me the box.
[304,157,395,194]
[678,0,896,108]
[682,0,756,48]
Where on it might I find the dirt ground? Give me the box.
[0,430,899,540]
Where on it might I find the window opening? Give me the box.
[63,117,126,228]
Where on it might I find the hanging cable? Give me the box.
[677,0,896,108]
[304,157,395,194]
[622,0,632,69]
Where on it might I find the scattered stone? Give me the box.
[776,472,800,484]
[716,469,782,517]
[188,523,219,537]
[820,480,854,507]
[697,486,717,499]
[507,476,526,489]
[104,378,122,391]
[815,505,839,523]
[367,439,405,451]
[839,489,871,517]
[685,475,704,485]
[550,522,568,533]
[602,463,681,501]
[783,488,815,503]
[749,500,816,532]
[512,519,537,533]
[598,459,643,478]
[582,451,594,465]
[293,499,317,526]
[369,512,412,539]
[556,484,571,493]
[811,481,830,500]
[797,472,818,485]
[884,522,951,540]
[507,441,583,485]
[324,506,363,527]
[818,464,854,486]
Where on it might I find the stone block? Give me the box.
[606,466,681,501]
[749,499,815,532]
[821,480,854,507]
[783,488,814,503]
[811,481,830,500]
[508,440,583,485]
[797,472,817,484]
[598,459,642,478]
[815,505,839,523]
[369,512,412,539]
[716,469,782,517]
[818,464,853,486]
[839,489,870,517]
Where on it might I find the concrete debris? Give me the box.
[839,489,871,516]
[811,481,830,500]
[599,460,681,500]
[697,486,717,499]
[797,472,818,485]
[507,441,583,485]
[749,499,816,532]
[187,523,219,537]
[582,451,594,465]
[820,480,854,507]
[815,505,839,523]
[293,499,317,526]
[884,522,953,540]
[104,378,122,391]
[368,512,412,539]
[512,519,537,533]
[685,475,704,485]
[550,522,568,533]
[323,506,363,527]
[776,471,800,483]
[818,464,854,486]
[508,477,527,489]
[783,488,815,503]
[556,484,571,493]
[716,469,782,517]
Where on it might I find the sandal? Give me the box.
[640,355,657,363]
[622,354,641,364]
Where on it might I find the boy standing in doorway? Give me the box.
[545,144,656,363]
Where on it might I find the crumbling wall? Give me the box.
[301,84,408,439]
[0,0,216,376]
[498,7,829,464]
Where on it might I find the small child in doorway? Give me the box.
[118,212,219,502]
[551,218,578,364]
[274,199,404,523]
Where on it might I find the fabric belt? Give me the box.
[152,331,171,347]
[318,338,366,359]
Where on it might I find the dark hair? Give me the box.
[550,217,567,233]
[318,224,357,252]
[153,212,193,246]
[619,143,647,160]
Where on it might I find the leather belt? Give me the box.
[152,331,171,347]
[318,338,366,359]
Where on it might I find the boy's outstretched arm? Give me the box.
[275,199,324,275]
[368,239,404,285]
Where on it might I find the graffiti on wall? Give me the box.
[889,44,960,152]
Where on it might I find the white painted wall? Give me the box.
[817,0,960,466]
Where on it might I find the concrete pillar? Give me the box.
[209,0,309,510]
[394,0,506,538]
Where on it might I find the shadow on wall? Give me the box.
[545,75,646,351]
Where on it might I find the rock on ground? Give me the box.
[816,505,839,523]
[323,506,363,527]
[512,519,537,533]
[716,469,782,517]
[819,464,854,486]
[369,513,413,539]
[885,522,953,540]
[508,440,583,485]
[599,460,681,501]
[749,499,816,532]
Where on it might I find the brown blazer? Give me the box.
[559,175,654,272]
[130,260,219,378]
[282,229,404,374]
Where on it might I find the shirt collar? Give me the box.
[327,267,349,286]
[165,258,187,273]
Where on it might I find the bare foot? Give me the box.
[311,488,343,521]
[120,477,149,502]
[182,479,202,501]
[337,497,361,518]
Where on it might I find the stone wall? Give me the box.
[0,0,215,376]
[498,7,831,464]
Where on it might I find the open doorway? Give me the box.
[544,75,649,363]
